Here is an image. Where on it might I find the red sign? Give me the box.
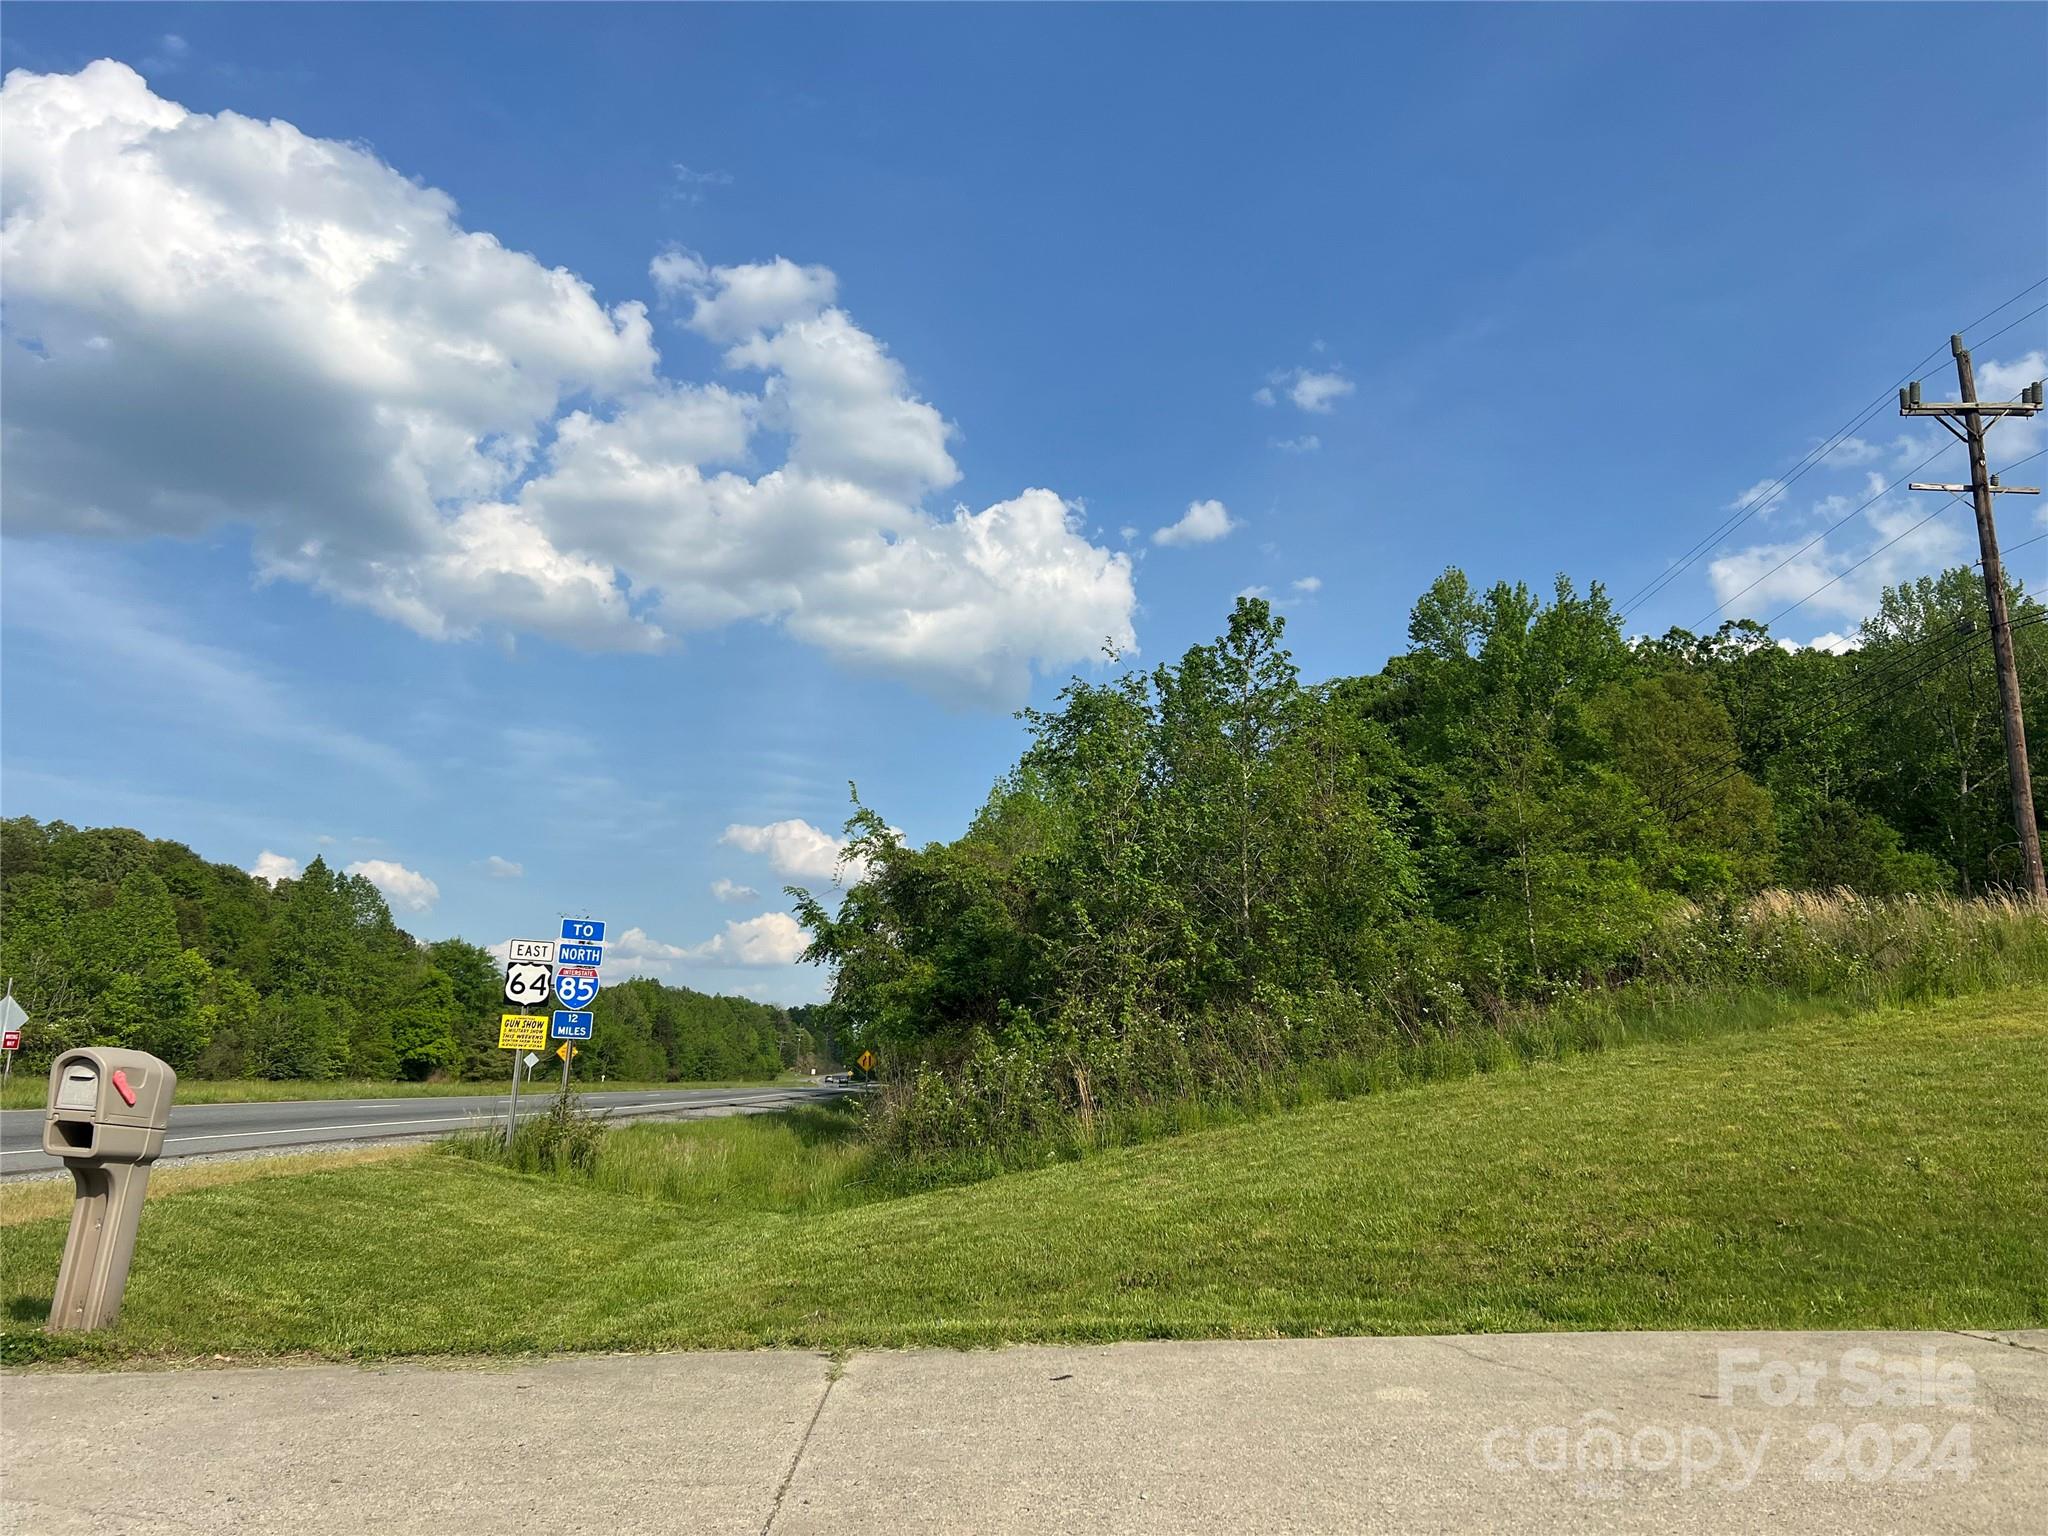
[1,1031,18,1052]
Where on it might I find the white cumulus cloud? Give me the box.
[1292,576,1322,593]
[482,856,524,879]
[345,859,440,913]
[688,912,811,967]
[1153,499,1237,548]
[1257,365,1354,416]
[720,819,871,883]
[606,925,692,974]
[0,63,1136,708]
[248,851,300,885]
[710,878,760,904]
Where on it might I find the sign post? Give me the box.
[0,981,27,1095]
[498,1013,550,1146]
[501,939,556,1146]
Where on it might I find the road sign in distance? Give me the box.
[524,1052,541,1069]
[504,961,553,1007]
[499,1014,549,1050]
[0,995,27,1035]
[554,965,601,1009]
[557,941,603,967]
[858,1049,876,1073]
[560,919,607,944]
[507,938,555,965]
[2,1030,19,1052]
[555,1042,579,1062]
[551,1010,595,1040]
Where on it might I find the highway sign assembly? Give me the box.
[498,1014,549,1050]
[504,958,553,1008]
[560,918,607,944]
[554,964,601,1009]
[551,1009,595,1040]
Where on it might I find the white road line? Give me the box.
[0,1090,830,1158]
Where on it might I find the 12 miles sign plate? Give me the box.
[551,1010,595,1040]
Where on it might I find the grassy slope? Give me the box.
[3,987,2042,1365]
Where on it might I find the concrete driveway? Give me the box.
[4,1329,2043,1533]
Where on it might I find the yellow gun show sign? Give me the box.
[499,1013,549,1050]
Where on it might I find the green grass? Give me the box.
[0,1073,800,1111]
[3,986,2042,1365]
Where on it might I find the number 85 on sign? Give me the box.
[555,965,601,1009]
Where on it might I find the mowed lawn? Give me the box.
[3,986,2043,1365]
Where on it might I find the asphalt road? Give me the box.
[0,1082,855,1175]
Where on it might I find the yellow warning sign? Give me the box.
[499,1014,549,1050]
[857,1049,876,1073]
[555,1042,579,1062]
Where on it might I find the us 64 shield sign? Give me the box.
[504,959,553,1008]
[555,964,601,1009]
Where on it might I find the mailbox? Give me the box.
[42,1047,178,1333]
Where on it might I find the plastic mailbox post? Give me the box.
[40,1047,178,1332]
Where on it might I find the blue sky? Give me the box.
[3,4,2044,1003]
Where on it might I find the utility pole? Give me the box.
[1902,337,2046,899]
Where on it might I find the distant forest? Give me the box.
[0,818,832,1081]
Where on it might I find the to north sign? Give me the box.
[557,941,604,967]
[560,919,607,944]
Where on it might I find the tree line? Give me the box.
[794,562,2047,1083]
[0,821,817,1082]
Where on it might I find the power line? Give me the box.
[1970,301,2048,354]
[1613,277,2047,624]
[1686,442,1951,631]
[1755,447,2047,634]
[1986,531,2045,566]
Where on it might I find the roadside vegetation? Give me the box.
[794,566,2048,1159]
[4,985,2041,1364]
